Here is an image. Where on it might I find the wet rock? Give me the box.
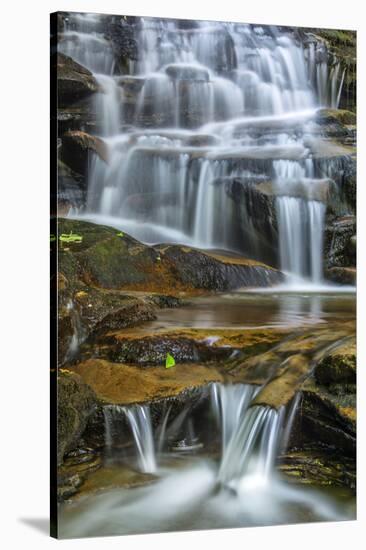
[253,354,310,408]
[160,245,283,290]
[316,108,356,127]
[56,53,100,105]
[325,267,356,285]
[279,451,356,490]
[223,177,278,266]
[58,218,283,293]
[57,284,157,365]
[105,20,138,73]
[71,358,223,405]
[57,370,97,465]
[56,159,86,213]
[324,215,356,270]
[314,341,356,388]
[60,131,108,176]
[96,334,232,365]
[293,337,356,456]
[184,134,220,147]
[164,64,211,81]
[300,29,356,112]
[299,384,356,455]
[57,102,98,135]
[71,465,156,500]
[58,448,102,502]
[315,153,356,213]
[57,473,84,501]
[148,295,183,308]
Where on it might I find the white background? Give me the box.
[1,0,365,547]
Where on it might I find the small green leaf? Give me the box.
[59,232,83,243]
[165,352,176,369]
[116,231,124,237]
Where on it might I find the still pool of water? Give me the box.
[148,291,356,330]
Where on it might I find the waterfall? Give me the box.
[61,14,346,283]
[103,404,157,473]
[94,75,121,136]
[124,405,157,473]
[211,383,293,490]
[64,299,86,361]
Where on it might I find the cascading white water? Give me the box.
[211,383,286,490]
[103,404,157,473]
[61,14,346,283]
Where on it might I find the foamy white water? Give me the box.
[60,13,350,285]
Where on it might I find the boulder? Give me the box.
[325,267,356,285]
[56,53,100,105]
[58,218,283,293]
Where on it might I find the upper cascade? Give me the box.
[59,13,349,285]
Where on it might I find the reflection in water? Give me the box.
[149,292,355,330]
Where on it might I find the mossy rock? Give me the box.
[71,358,223,405]
[315,341,356,387]
[57,370,97,465]
[58,218,283,293]
[316,108,356,126]
[279,450,356,490]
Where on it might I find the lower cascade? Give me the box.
[104,383,297,490]
[61,379,353,537]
